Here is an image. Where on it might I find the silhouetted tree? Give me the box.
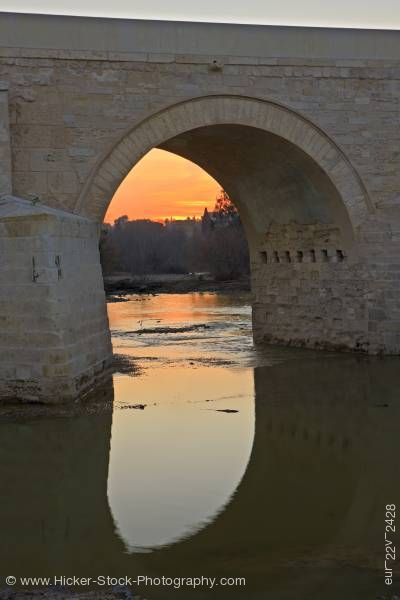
[99,225,119,275]
[214,189,237,218]
[203,190,249,280]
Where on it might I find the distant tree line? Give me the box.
[100,190,250,280]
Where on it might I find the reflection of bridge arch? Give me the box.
[128,356,400,599]
[1,357,399,598]
[107,389,256,552]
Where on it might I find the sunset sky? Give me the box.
[104,149,221,224]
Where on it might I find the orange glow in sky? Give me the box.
[104,148,221,223]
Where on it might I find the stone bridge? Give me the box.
[0,12,400,401]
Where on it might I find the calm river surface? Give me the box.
[1,292,399,599]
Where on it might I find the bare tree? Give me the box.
[100,189,249,280]
[214,189,238,218]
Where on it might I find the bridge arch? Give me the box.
[1,93,391,406]
[75,94,373,237]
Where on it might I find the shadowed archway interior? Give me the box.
[76,96,372,232]
[158,123,355,253]
[84,94,366,354]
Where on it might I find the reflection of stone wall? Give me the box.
[121,357,400,599]
[252,356,400,567]
[0,358,398,598]
[0,393,120,579]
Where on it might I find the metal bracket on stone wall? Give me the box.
[209,59,223,72]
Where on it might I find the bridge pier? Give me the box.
[0,194,399,404]
[251,218,400,354]
[0,195,112,403]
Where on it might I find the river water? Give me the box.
[0,292,399,599]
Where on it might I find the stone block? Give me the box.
[0,196,112,404]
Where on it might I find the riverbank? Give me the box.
[104,273,250,300]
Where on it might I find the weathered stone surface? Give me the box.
[0,196,112,403]
[1,13,400,401]
[0,88,11,195]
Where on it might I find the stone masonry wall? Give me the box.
[0,51,398,216]
[0,197,112,403]
[251,218,400,353]
[1,36,400,367]
[0,86,11,195]
[252,222,367,351]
